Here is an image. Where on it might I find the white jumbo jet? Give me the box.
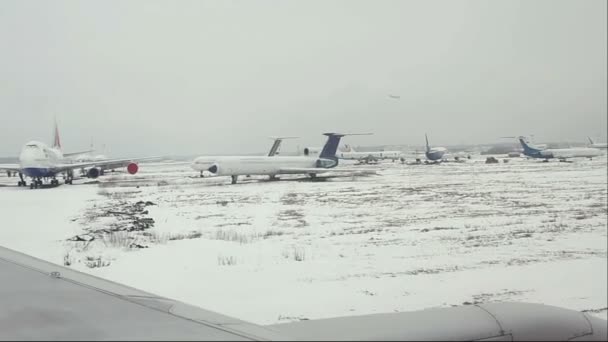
[0,123,154,188]
[192,133,376,184]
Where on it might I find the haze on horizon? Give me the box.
[0,0,606,157]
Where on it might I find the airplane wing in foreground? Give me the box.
[0,245,283,341]
[1,244,606,340]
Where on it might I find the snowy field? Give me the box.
[0,155,606,324]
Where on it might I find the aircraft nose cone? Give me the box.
[19,148,45,167]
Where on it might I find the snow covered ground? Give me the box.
[0,155,606,324]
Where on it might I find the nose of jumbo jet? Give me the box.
[19,143,47,167]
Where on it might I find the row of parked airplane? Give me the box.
[0,123,606,189]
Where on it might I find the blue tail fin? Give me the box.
[319,133,345,159]
[519,136,541,154]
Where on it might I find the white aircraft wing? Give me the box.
[63,149,95,157]
[52,157,160,173]
[2,244,606,340]
[279,167,377,175]
[0,245,285,340]
[0,164,21,172]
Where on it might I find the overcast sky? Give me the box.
[0,0,606,156]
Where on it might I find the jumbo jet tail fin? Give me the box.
[53,119,62,149]
[588,137,595,145]
[425,133,430,153]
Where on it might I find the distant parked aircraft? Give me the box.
[519,136,602,161]
[337,145,403,163]
[587,137,607,149]
[424,133,448,162]
[191,133,376,184]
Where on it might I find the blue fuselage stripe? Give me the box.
[22,168,56,178]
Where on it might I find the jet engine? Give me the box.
[208,163,219,175]
[87,167,101,179]
[303,147,320,156]
[127,162,139,175]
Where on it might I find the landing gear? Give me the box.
[29,178,42,189]
[65,170,74,185]
[269,175,279,181]
[200,171,204,178]
[308,173,317,179]
[17,173,26,187]
[50,179,59,186]
[231,175,238,185]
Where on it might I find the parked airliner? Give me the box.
[587,137,607,149]
[519,136,602,161]
[337,145,404,163]
[0,123,153,188]
[424,133,448,162]
[192,133,375,184]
